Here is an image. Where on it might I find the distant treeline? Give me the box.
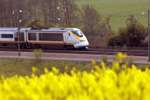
[0,0,78,27]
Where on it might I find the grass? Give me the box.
[76,0,148,31]
[0,53,148,77]
[0,58,92,77]
[0,58,148,77]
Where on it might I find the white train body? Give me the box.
[0,31,15,42]
[0,27,89,49]
[64,28,89,48]
[0,28,16,42]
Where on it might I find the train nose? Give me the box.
[74,40,89,48]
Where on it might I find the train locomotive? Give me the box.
[0,27,89,49]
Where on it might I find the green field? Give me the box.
[77,0,148,31]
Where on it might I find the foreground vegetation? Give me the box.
[0,53,149,100]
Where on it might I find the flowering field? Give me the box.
[0,53,150,100]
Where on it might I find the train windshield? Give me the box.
[71,30,83,37]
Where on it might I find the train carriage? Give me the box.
[0,28,30,47]
[0,27,89,49]
[26,29,67,48]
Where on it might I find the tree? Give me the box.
[27,19,45,29]
[82,5,101,35]
[81,5,112,47]
[63,0,80,26]
[108,15,146,47]
[0,0,79,27]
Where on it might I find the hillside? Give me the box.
[77,0,148,31]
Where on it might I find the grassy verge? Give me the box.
[0,52,149,77]
[0,58,92,77]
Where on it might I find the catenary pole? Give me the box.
[148,1,150,61]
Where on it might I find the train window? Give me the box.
[1,34,13,38]
[28,33,36,40]
[39,33,63,41]
[71,30,83,37]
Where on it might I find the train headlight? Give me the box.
[80,40,85,42]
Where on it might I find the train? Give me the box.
[0,27,89,49]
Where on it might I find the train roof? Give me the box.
[47,28,80,31]
[28,28,71,33]
[0,27,17,31]
[0,27,31,32]
[28,30,68,33]
[0,27,81,33]
[0,27,17,29]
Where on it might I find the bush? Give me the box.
[32,49,43,65]
[108,15,146,47]
[27,19,47,29]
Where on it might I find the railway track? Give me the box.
[0,46,148,56]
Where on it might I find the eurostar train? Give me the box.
[0,27,89,49]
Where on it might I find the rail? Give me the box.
[0,46,148,57]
